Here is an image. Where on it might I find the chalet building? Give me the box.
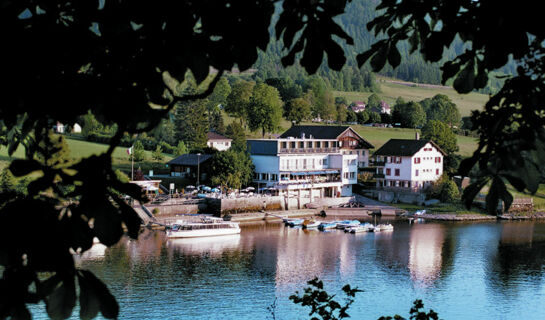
[349,101,366,113]
[206,132,232,151]
[373,138,445,192]
[167,154,212,181]
[247,126,374,198]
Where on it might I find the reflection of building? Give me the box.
[207,132,232,151]
[248,126,373,198]
[166,235,241,256]
[408,224,445,286]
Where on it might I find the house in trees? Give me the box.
[380,101,391,114]
[372,137,445,192]
[247,126,374,202]
[349,101,366,113]
[206,132,232,151]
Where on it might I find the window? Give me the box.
[299,141,304,148]
[332,141,337,147]
[271,174,278,181]
[414,157,420,164]
[307,141,313,148]
[349,172,355,179]
[436,169,440,175]
[396,157,402,164]
[316,141,321,148]
[415,169,419,176]
[323,158,328,166]
[303,159,307,169]
[387,157,391,163]
[324,141,329,148]
[435,157,442,163]
[282,142,287,148]
[395,169,400,176]
[290,142,296,148]
[386,168,391,175]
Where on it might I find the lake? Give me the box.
[33,219,545,319]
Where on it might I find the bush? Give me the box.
[152,208,160,215]
[440,179,460,203]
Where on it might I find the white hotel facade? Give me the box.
[247,126,374,199]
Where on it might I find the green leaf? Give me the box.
[46,275,76,320]
[387,44,401,68]
[78,270,119,319]
[453,59,476,94]
[9,159,43,177]
[370,45,388,72]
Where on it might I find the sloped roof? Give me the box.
[167,154,213,166]
[373,139,446,156]
[206,131,231,141]
[280,125,351,139]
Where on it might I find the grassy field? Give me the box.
[0,137,173,173]
[334,76,490,117]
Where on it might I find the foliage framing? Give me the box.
[0,1,356,318]
[358,0,545,214]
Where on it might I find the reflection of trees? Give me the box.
[486,222,545,298]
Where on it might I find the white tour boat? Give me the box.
[166,217,241,238]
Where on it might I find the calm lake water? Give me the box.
[33,219,545,319]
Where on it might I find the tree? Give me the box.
[208,107,226,134]
[174,99,209,150]
[367,93,382,112]
[225,80,255,125]
[286,98,312,124]
[132,140,146,162]
[0,1,358,317]
[152,145,164,161]
[346,110,358,123]
[422,120,460,176]
[247,83,283,137]
[336,104,348,123]
[395,102,426,128]
[175,141,189,156]
[207,77,231,110]
[225,122,247,152]
[420,94,461,127]
[441,179,461,203]
[367,111,382,124]
[207,150,254,192]
[356,111,370,125]
[421,121,459,155]
[359,0,545,213]
[0,168,16,194]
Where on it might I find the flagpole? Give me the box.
[131,151,134,181]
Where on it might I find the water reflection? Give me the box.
[166,234,241,256]
[46,221,545,320]
[408,223,445,286]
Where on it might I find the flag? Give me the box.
[127,146,133,155]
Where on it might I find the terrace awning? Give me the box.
[289,170,340,175]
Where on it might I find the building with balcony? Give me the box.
[247,126,373,199]
[206,132,232,151]
[373,138,445,192]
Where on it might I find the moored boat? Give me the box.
[302,219,321,229]
[166,217,240,238]
[287,218,305,227]
[376,223,394,232]
[318,222,338,230]
[336,220,361,229]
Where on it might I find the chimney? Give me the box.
[415,131,420,140]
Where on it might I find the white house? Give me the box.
[372,138,445,191]
[247,126,374,198]
[206,132,232,151]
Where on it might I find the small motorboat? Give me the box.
[302,219,321,229]
[347,222,374,233]
[318,222,338,230]
[376,223,394,232]
[336,220,361,230]
[287,218,305,227]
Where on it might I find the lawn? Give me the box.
[391,202,487,215]
[0,136,174,174]
[334,76,490,117]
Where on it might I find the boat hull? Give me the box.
[167,228,241,238]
